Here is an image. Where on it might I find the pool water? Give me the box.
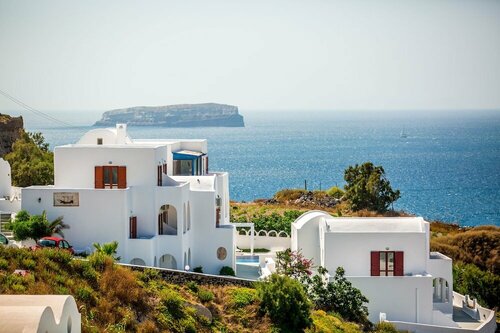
[236,255,259,265]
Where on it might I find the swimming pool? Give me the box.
[236,255,259,265]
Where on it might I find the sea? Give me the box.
[9,109,500,227]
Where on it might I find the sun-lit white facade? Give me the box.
[22,124,235,274]
[291,211,496,333]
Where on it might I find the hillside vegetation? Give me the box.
[0,246,372,333]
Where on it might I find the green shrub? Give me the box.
[193,266,203,273]
[326,186,345,199]
[76,286,96,304]
[0,258,9,270]
[219,266,235,276]
[21,258,36,270]
[197,288,214,303]
[374,322,399,333]
[228,288,256,308]
[257,274,312,332]
[453,262,500,309]
[158,288,186,320]
[186,281,199,293]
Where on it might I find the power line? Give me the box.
[0,89,76,127]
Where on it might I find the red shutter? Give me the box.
[118,166,127,189]
[95,166,104,189]
[371,251,380,276]
[395,251,404,276]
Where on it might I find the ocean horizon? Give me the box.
[6,109,500,227]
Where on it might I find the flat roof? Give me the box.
[324,217,426,233]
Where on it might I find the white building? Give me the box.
[22,124,236,274]
[291,211,496,333]
[0,158,21,213]
[0,295,81,333]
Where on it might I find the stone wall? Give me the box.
[0,114,23,157]
[122,263,255,287]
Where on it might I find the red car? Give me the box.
[35,237,74,255]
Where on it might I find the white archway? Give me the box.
[130,258,146,266]
[433,278,450,303]
[159,254,177,269]
[159,204,178,235]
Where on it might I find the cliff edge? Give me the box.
[0,114,23,157]
[94,103,244,127]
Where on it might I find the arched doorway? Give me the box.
[433,278,450,303]
[159,254,177,269]
[158,204,178,235]
[130,258,146,266]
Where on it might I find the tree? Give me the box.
[4,131,54,187]
[257,274,312,332]
[344,162,400,212]
[7,210,68,241]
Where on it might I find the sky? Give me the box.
[0,0,499,113]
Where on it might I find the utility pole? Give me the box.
[304,179,307,191]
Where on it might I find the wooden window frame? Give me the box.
[95,166,127,189]
[371,251,404,276]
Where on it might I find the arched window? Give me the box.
[159,254,177,269]
[130,258,146,266]
[433,278,450,303]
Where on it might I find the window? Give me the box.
[97,138,103,145]
[371,251,404,276]
[95,166,127,189]
[38,239,56,247]
[173,160,192,175]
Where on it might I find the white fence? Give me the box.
[235,229,291,251]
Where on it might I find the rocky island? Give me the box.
[94,103,244,127]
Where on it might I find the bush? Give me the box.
[228,287,257,308]
[274,189,307,202]
[219,266,235,276]
[257,274,312,332]
[186,281,199,293]
[374,322,399,333]
[453,262,500,309]
[307,267,370,328]
[326,186,345,199]
[197,288,214,303]
[193,266,203,273]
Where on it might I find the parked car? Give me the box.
[35,237,74,254]
[0,233,10,247]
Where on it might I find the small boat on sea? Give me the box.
[400,128,408,138]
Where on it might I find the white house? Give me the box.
[291,211,496,333]
[22,124,236,274]
[0,158,21,213]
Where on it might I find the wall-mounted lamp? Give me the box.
[108,161,112,164]
[38,197,41,203]
[385,247,390,251]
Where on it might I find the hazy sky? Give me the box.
[1,0,499,112]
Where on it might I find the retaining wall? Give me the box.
[121,263,255,287]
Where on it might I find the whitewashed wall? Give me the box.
[235,231,291,251]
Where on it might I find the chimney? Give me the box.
[116,124,127,144]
